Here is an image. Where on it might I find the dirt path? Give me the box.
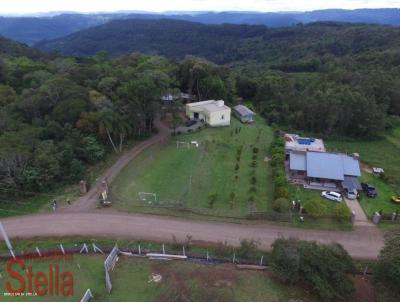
[2,212,383,259]
[344,197,373,227]
[64,119,171,212]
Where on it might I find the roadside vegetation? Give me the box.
[374,228,400,302]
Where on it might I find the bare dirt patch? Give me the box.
[345,275,377,302]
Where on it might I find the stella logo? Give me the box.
[5,257,73,296]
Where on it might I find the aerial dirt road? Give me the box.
[2,211,383,259]
[0,119,385,260]
[66,119,171,212]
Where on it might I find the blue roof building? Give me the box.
[289,151,361,190]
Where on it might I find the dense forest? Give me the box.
[1,19,400,196]
[0,38,236,195]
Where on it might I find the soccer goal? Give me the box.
[138,192,157,204]
[176,141,190,149]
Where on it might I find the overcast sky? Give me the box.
[0,0,399,14]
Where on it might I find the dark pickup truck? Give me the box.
[361,182,377,198]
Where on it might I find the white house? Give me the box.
[185,100,231,127]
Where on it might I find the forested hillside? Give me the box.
[34,20,400,138]
[1,9,400,45]
[36,20,400,64]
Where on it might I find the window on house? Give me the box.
[221,115,224,120]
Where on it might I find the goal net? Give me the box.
[138,192,157,204]
[176,141,190,149]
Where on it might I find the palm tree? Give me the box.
[97,109,118,153]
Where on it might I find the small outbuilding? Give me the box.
[233,105,256,123]
[185,100,231,127]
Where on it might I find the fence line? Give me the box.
[104,245,120,294]
[109,190,352,223]
[0,242,371,276]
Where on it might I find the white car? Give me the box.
[346,189,358,200]
[321,191,342,202]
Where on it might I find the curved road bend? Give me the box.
[2,212,384,259]
[66,119,171,212]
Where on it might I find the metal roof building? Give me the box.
[233,105,256,123]
[289,151,361,181]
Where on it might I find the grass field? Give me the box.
[327,127,400,217]
[0,254,319,302]
[112,117,274,216]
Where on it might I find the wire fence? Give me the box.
[109,189,353,224]
[0,241,373,276]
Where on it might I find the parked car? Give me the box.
[185,119,197,127]
[361,183,377,198]
[321,191,343,202]
[346,189,358,200]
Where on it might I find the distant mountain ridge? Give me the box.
[0,8,399,44]
[35,19,400,65]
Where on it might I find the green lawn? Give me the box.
[327,127,400,188]
[327,127,400,218]
[112,117,274,217]
[289,185,353,230]
[358,173,400,217]
[0,255,316,302]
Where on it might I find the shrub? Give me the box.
[274,186,289,199]
[274,175,287,187]
[252,154,257,160]
[272,198,290,213]
[270,238,354,300]
[208,193,217,209]
[237,239,260,259]
[236,156,241,162]
[251,161,257,168]
[214,241,234,257]
[333,203,352,220]
[229,192,236,200]
[303,199,328,217]
[271,152,284,167]
[250,176,257,185]
[248,186,257,193]
[374,229,400,302]
[235,163,240,171]
[253,147,259,153]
